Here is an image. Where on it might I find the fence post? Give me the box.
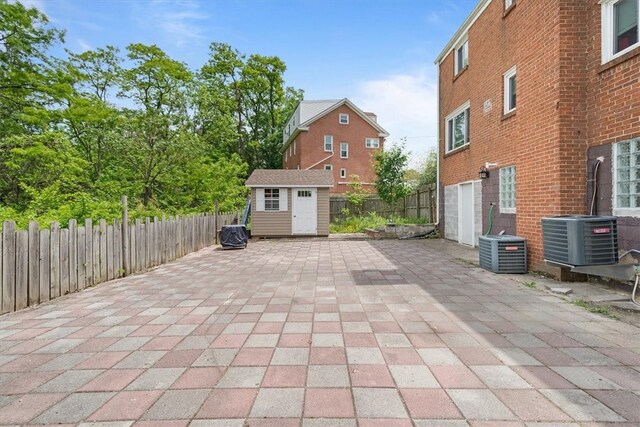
[122,196,130,276]
[214,201,219,245]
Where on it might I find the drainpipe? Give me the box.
[435,64,440,226]
[305,152,334,170]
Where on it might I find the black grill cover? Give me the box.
[220,225,248,249]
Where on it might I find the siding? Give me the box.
[251,188,292,237]
[317,188,330,236]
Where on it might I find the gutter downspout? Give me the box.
[306,152,334,170]
[435,64,440,227]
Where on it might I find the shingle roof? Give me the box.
[246,169,334,187]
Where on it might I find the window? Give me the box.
[505,0,514,9]
[339,113,349,124]
[455,39,468,74]
[365,138,380,148]
[445,101,470,153]
[602,0,639,63]
[264,188,280,211]
[340,142,349,158]
[614,138,640,215]
[324,164,333,171]
[499,166,516,213]
[340,168,347,179]
[324,135,333,152]
[297,190,311,197]
[503,66,516,114]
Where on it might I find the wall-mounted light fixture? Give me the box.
[479,166,490,180]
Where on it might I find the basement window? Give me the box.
[613,138,640,215]
[499,166,516,213]
[602,0,639,63]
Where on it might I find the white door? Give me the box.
[458,182,474,246]
[292,188,317,234]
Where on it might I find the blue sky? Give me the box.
[26,0,477,165]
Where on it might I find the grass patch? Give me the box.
[523,281,537,289]
[330,213,427,234]
[571,299,618,319]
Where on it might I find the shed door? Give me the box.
[292,188,317,235]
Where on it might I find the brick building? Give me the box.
[436,0,640,274]
[281,99,388,194]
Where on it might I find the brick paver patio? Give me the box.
[1,238,640,426]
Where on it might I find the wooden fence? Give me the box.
[330,184,436,223]
[0,211,239,315]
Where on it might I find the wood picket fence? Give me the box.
[0,211,239,315]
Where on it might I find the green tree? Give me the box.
[418,148,437,186]
[373,142,412,207]
[0,1,66,137]
[344,174,370,215]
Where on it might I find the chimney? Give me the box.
[364,112,377,122]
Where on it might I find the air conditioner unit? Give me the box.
[541,215,618,266]
[479,235,527,274]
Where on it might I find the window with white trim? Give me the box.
[339,113,349,124]
[602,0,639,63]
[455,39,468,75]
[324,164,333,171]
[264,188,280,211]
[324,135,333,152]
[614,138,640,215]
[340,168,346,178]
[365,138,380,148]
[503,66,516,114]
[340,142,349,158]
[499,166,516,213]
[445,101,470,153]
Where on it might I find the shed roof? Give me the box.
[246,169,334,188]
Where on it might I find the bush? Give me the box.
[330,213,428,234]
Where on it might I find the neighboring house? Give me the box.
[436,0,640,275]
[281,98,389,194]
[245,169,333,237]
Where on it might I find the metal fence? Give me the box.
[0,209,239,315]
[330,184,436,223]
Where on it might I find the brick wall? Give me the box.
[283,105,384,194]
[439,0,640,275]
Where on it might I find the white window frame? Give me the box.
[340,142,349,159]
[258,188,287,212]
[339,113,349,124]
[613,138,640,216]
[324,164,333,171]
[454,38,468,75]
[601,0,640,64]
[445,100,471,153]
[505,0,514,9]
[365,138,380,148]
[324,135,333,152]
[340,168,347,178]
[503,66,517,115]
[499,166,516,214]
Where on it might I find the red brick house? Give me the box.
[281,99,389,194]
[436,0,640,275]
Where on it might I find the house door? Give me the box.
[458,182,474,246]
[292,188,317,235]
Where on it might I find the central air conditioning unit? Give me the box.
[479,235,527,274]
[541,215,618,266]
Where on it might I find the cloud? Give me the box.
[353,66,439,168]
[135,0,208,48]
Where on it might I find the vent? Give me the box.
[541,215,618,266]
[479,235,527,274]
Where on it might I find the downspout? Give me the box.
[306,152,334,170]
[435,64,440,226]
